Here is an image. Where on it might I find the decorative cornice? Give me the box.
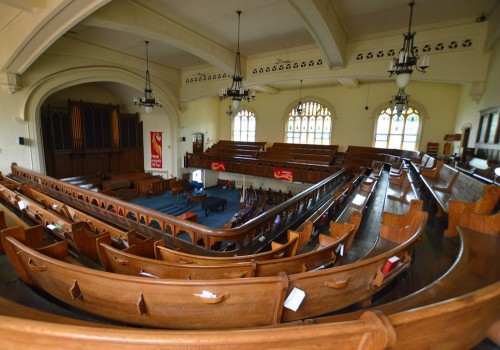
[0,72,22,94]
[352,36,476,63]
[251,57,324,76]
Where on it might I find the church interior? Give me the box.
[0,0,499,348]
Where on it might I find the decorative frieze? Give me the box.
[352,36,476,63]
[251,58,324,76]
[0,72,22,94]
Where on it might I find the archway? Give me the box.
[20,66,180,176]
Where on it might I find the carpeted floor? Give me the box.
[131,187,241,228]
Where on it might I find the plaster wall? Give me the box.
[454,39,500,147]
[217,80,460,155]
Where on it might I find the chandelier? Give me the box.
[388,0,429,89]
[389,88,410,117]
[134,41,162,113]
[219,10,255,111]
[296,80,303,116]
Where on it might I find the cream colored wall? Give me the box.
[0,92,33,174]
[217,81,460,155]
[177,96,220,179]
[454,40,500,148]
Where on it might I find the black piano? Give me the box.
[201,196,228,216]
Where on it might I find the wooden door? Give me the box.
[192,133,204,154]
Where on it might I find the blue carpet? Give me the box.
[130,187,241,228]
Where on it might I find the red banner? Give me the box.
[274,168,293,181]
[150,131,162,169]
[211,161,225,171]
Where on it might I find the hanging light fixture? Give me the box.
[219,10,255,111]
[226,102,234,117]
[387,0,429,89]
[134,40,162,113]
[296,80,303,116]
[389,88,410,117]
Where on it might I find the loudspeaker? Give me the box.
[181,136,186,142]
[18,137,25,145]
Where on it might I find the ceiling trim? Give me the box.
[83,0,239,75]
[0,0,110,74]
[287,0,347,69]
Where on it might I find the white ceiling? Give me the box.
[64,0,499,70]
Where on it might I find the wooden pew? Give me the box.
[410,153,436,174]
[155,231,300,265]
[387,281,500,349]
[310,211,500,330]
[2,234,290,329]
[97,238,258,279]
[420,161,500,235]
[280,209,427,322]
[384,170,419,215]
[0,181,153,260]
[3,202,427,329]
[0,308,395,349]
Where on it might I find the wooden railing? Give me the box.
[10,164,348,255]
[186,153,339,183]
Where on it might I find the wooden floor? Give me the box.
[0,170,497,347]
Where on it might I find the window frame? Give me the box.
[373,105,422,151]
[232,109,256,142]
[285,101,332,145]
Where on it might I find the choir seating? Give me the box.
[419,161,500,236]
[97,238,258,279]
[0,203,427,327]
[310,211,500,349]
[384,170,419,214]
[2,234,290,329]
[410,153,436,174]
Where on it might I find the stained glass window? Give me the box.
[373,106,421,150]
[233,110,256,142]
[285,102,332,145]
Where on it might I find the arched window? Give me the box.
[285,101,332,144]
[374,106,421,151]
[233,110,256,141]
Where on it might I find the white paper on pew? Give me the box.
[47,224,57,230]
[18,200,27,210]
[194,290,217,299]
[284,287,305,312]
[335,244,344,257]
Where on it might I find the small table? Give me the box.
[177,211,197,223]
[201,197,227,216]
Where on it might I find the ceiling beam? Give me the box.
[252,84,279,94]
[484,3,500,51]
[0,0,110,74]
[287,0,347,69]
[84,0,237,75]
[0,0,43,13]
[337,78,359,88]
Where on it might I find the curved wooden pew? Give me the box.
[0,308,395,350]
[280,209,427,322]
[2,234,289,329]
[419,161,500,236]
[384,170,419,215]
[0,181,157,261]
[0,205,427,327]
[102,212,361,278]
[97,238,258,279]
[310,211,500,327]
[0,281,497,349]
[155,230,300,265]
